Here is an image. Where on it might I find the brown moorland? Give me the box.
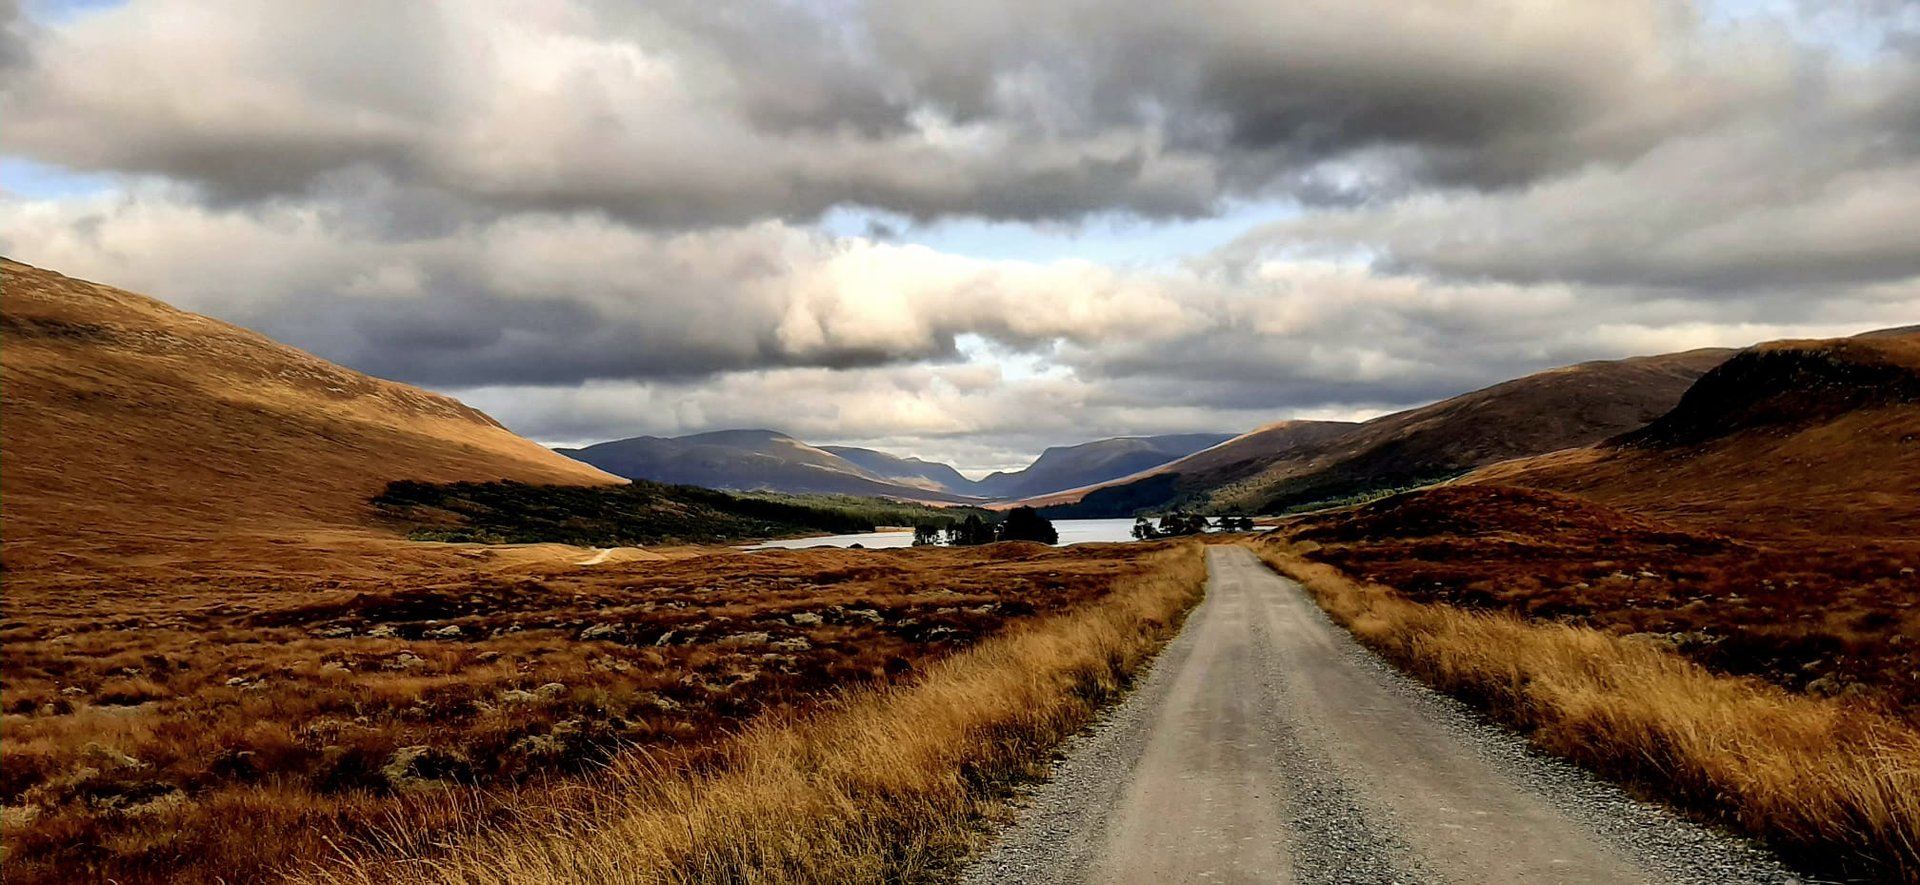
[1262,328,1920,879]
[0,261,1211,883]
[1,534,1198,884]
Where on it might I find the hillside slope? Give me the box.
[1476,330,1920,539]
[975,433,1237,500]
[1044,349,1731,516]
[819,445,978,494]
[0,259,618,557]
[559,430,984,503]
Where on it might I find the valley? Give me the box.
[3,258,1915,884]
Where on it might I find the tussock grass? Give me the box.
[302,541,1206,884]
[1,542,1188,884]
[1255,543,1920,882]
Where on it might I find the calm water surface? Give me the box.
[746,517,1147,550]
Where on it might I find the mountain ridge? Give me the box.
[559,430,1239,503]
[1035,348,1736,517]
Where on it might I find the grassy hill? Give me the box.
[1040,350,1731,517]
[0,258,618,564]
[1475,330,1920,539]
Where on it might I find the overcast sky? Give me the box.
[3,0,1916,474]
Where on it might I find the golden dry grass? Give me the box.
[300,541,1206,885]
[1254,541,1920,882]
[0,539,1202,884]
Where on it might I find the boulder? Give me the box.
[380,745,468,792]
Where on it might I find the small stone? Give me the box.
[498,689,539,704]
[224,676,249,687]
[426,624,463,639]
[367,625,399,639]
[715,632,770,648]
[533,682,568,701]
[790,612,823,626]
[579,623,620,641]
[390,652,428,671]
[511,733,565,758]
[771,637,812,651]
[315,625,354,639]
[59,686,87,697]
[81,742,145,771]
[121,788,187,818]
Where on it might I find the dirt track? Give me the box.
[961,546,1799,885]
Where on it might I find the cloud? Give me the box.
[0,190,1204,386]
[0,0,1801,224]
[4,0,1918,470]
[1225,77,1920,293]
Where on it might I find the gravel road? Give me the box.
[960,546,1806,885]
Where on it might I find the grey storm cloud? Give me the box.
[0,0,1791,224]
[3,0,1920,464]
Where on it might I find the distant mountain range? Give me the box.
[558,430,1236,503]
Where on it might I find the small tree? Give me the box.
[949,513,994,546]
[912,523,943,546]
[1132,517,1160,540]
[998,506,1058,544]
[1157,511,1207,536]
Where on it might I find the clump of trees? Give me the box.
[1130,512,1256,539]
[1133,512,1207,539]
[910,507,1057,546]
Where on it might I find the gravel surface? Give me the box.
[960,546,1809,885]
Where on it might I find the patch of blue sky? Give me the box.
[1697,0,1909,61]
[24,0,124,25]
[0,157,116,200]
[953,332,1072,381]
[818,197,1304,269]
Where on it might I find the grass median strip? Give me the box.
[1252,541,1920,883]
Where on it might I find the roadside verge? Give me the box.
[1250,540,1920,882]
